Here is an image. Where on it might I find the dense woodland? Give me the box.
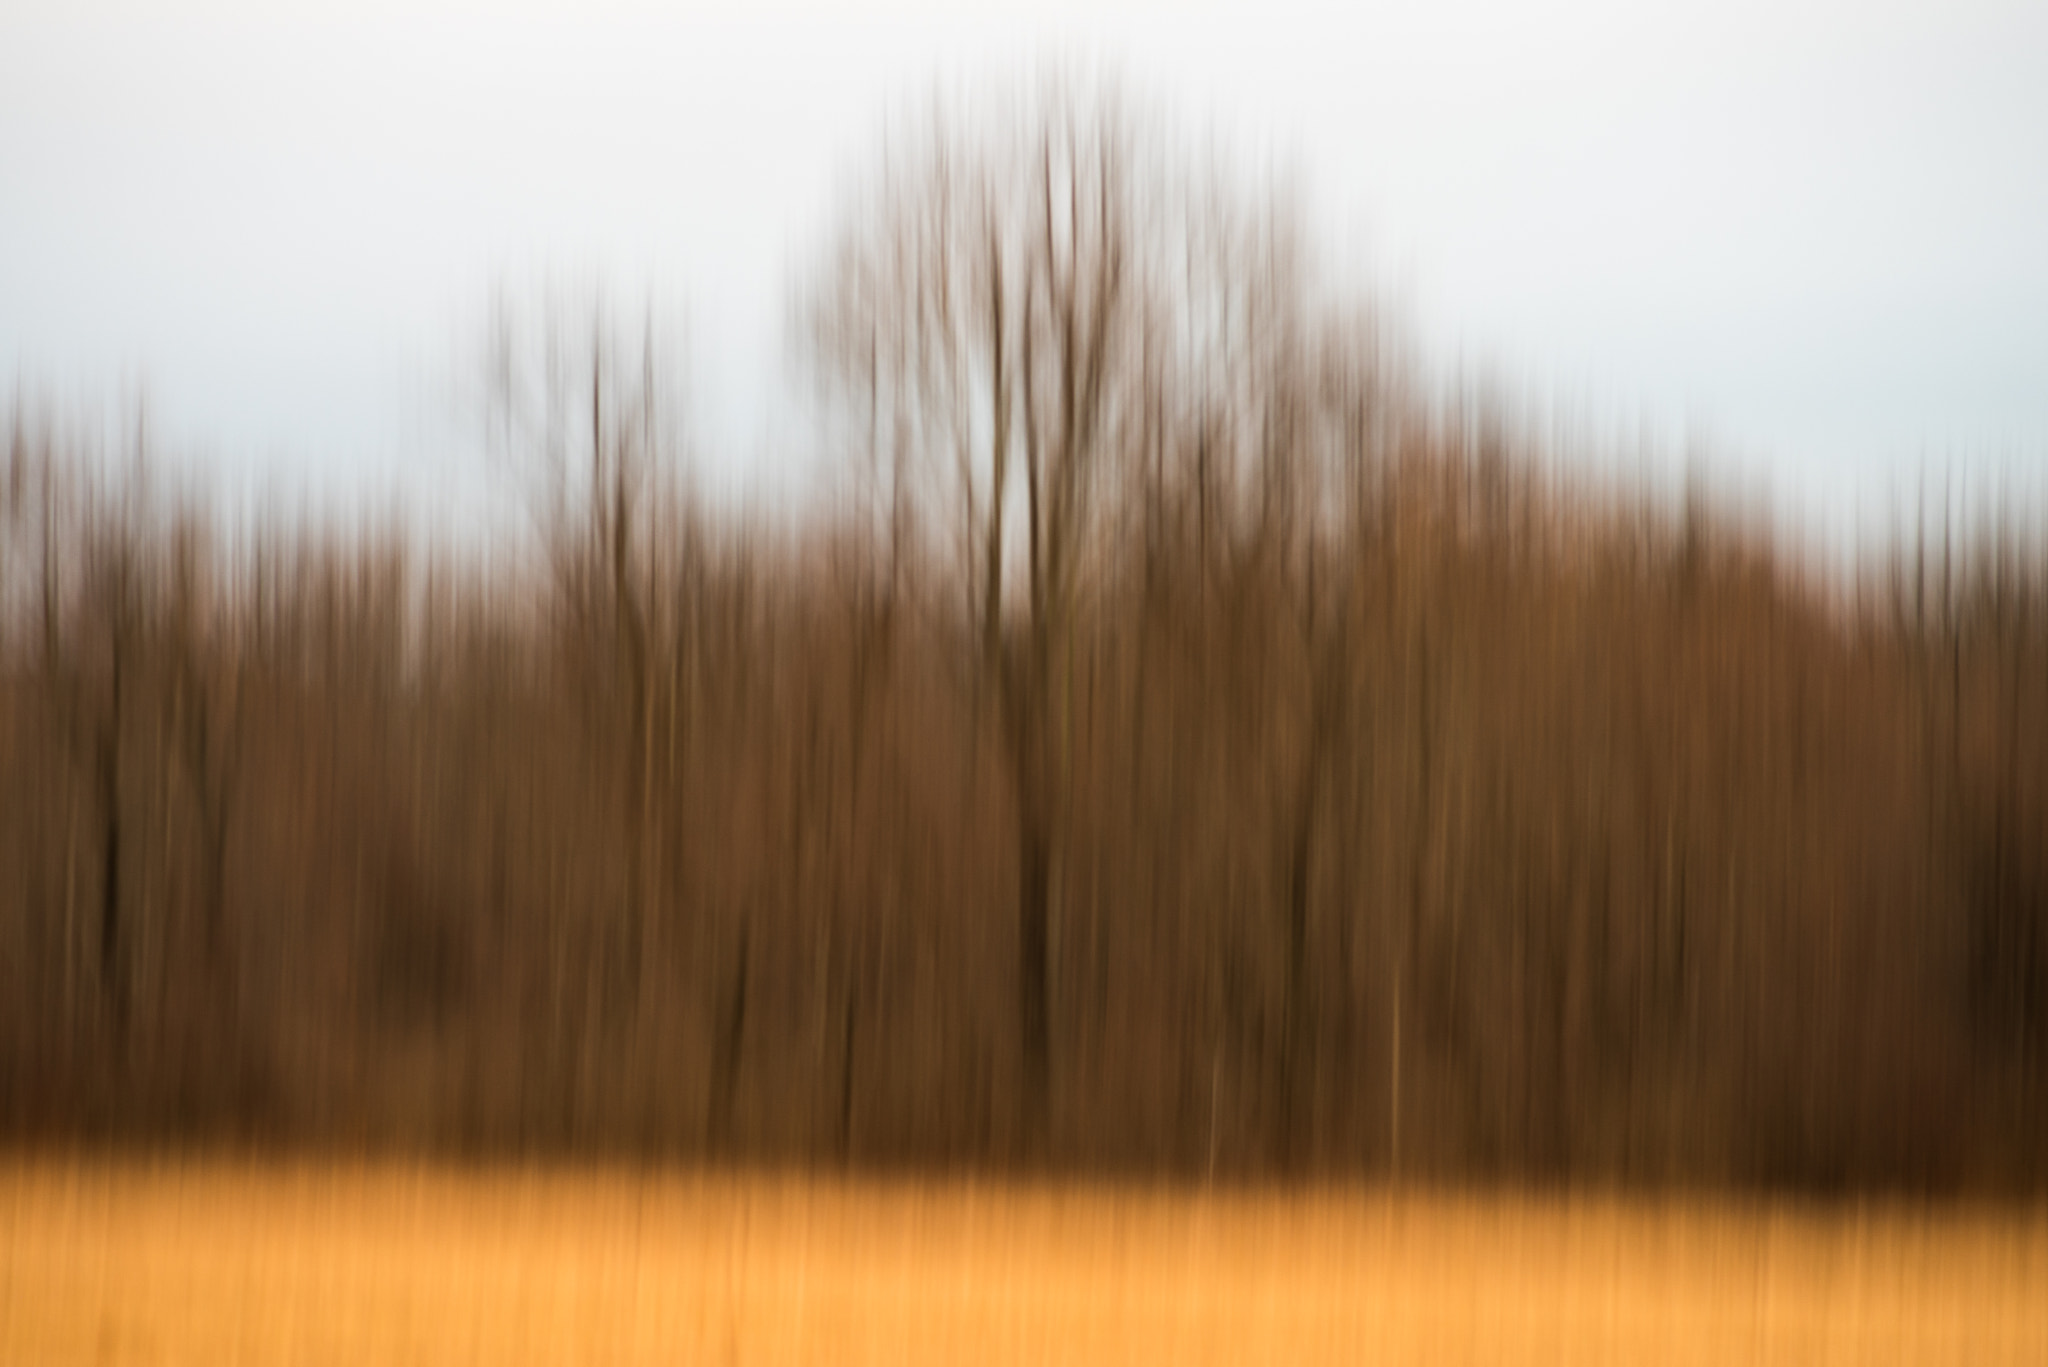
[3,83,2044,1193]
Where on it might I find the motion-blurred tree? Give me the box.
[806,73,1328,1132]
[484,292,689,1018]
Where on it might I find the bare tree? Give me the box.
[807,75,1322,1128]
[808,82,1116,1119]
[81,480,145,1038]
[485,291,687,1014]
[164,506,242,990]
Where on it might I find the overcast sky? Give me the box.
[4,0,2045,557]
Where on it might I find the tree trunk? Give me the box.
[1017,800,1052,1116]
[98,638,127,1037]
[708,922,749,1150]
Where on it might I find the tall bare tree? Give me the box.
[807,76,1322,1127]
[808,81,1147,1118]
[485,292,685,1014]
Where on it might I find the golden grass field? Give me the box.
[4,1158,2045,1365]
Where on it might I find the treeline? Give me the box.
[2,81,2044,1193]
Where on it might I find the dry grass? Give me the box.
[4,1160,2045,1365]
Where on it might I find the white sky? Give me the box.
[4,0,2046,559]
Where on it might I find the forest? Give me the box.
[2,80,2043,1193]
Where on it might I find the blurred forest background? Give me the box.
[2,81,2043,1193]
